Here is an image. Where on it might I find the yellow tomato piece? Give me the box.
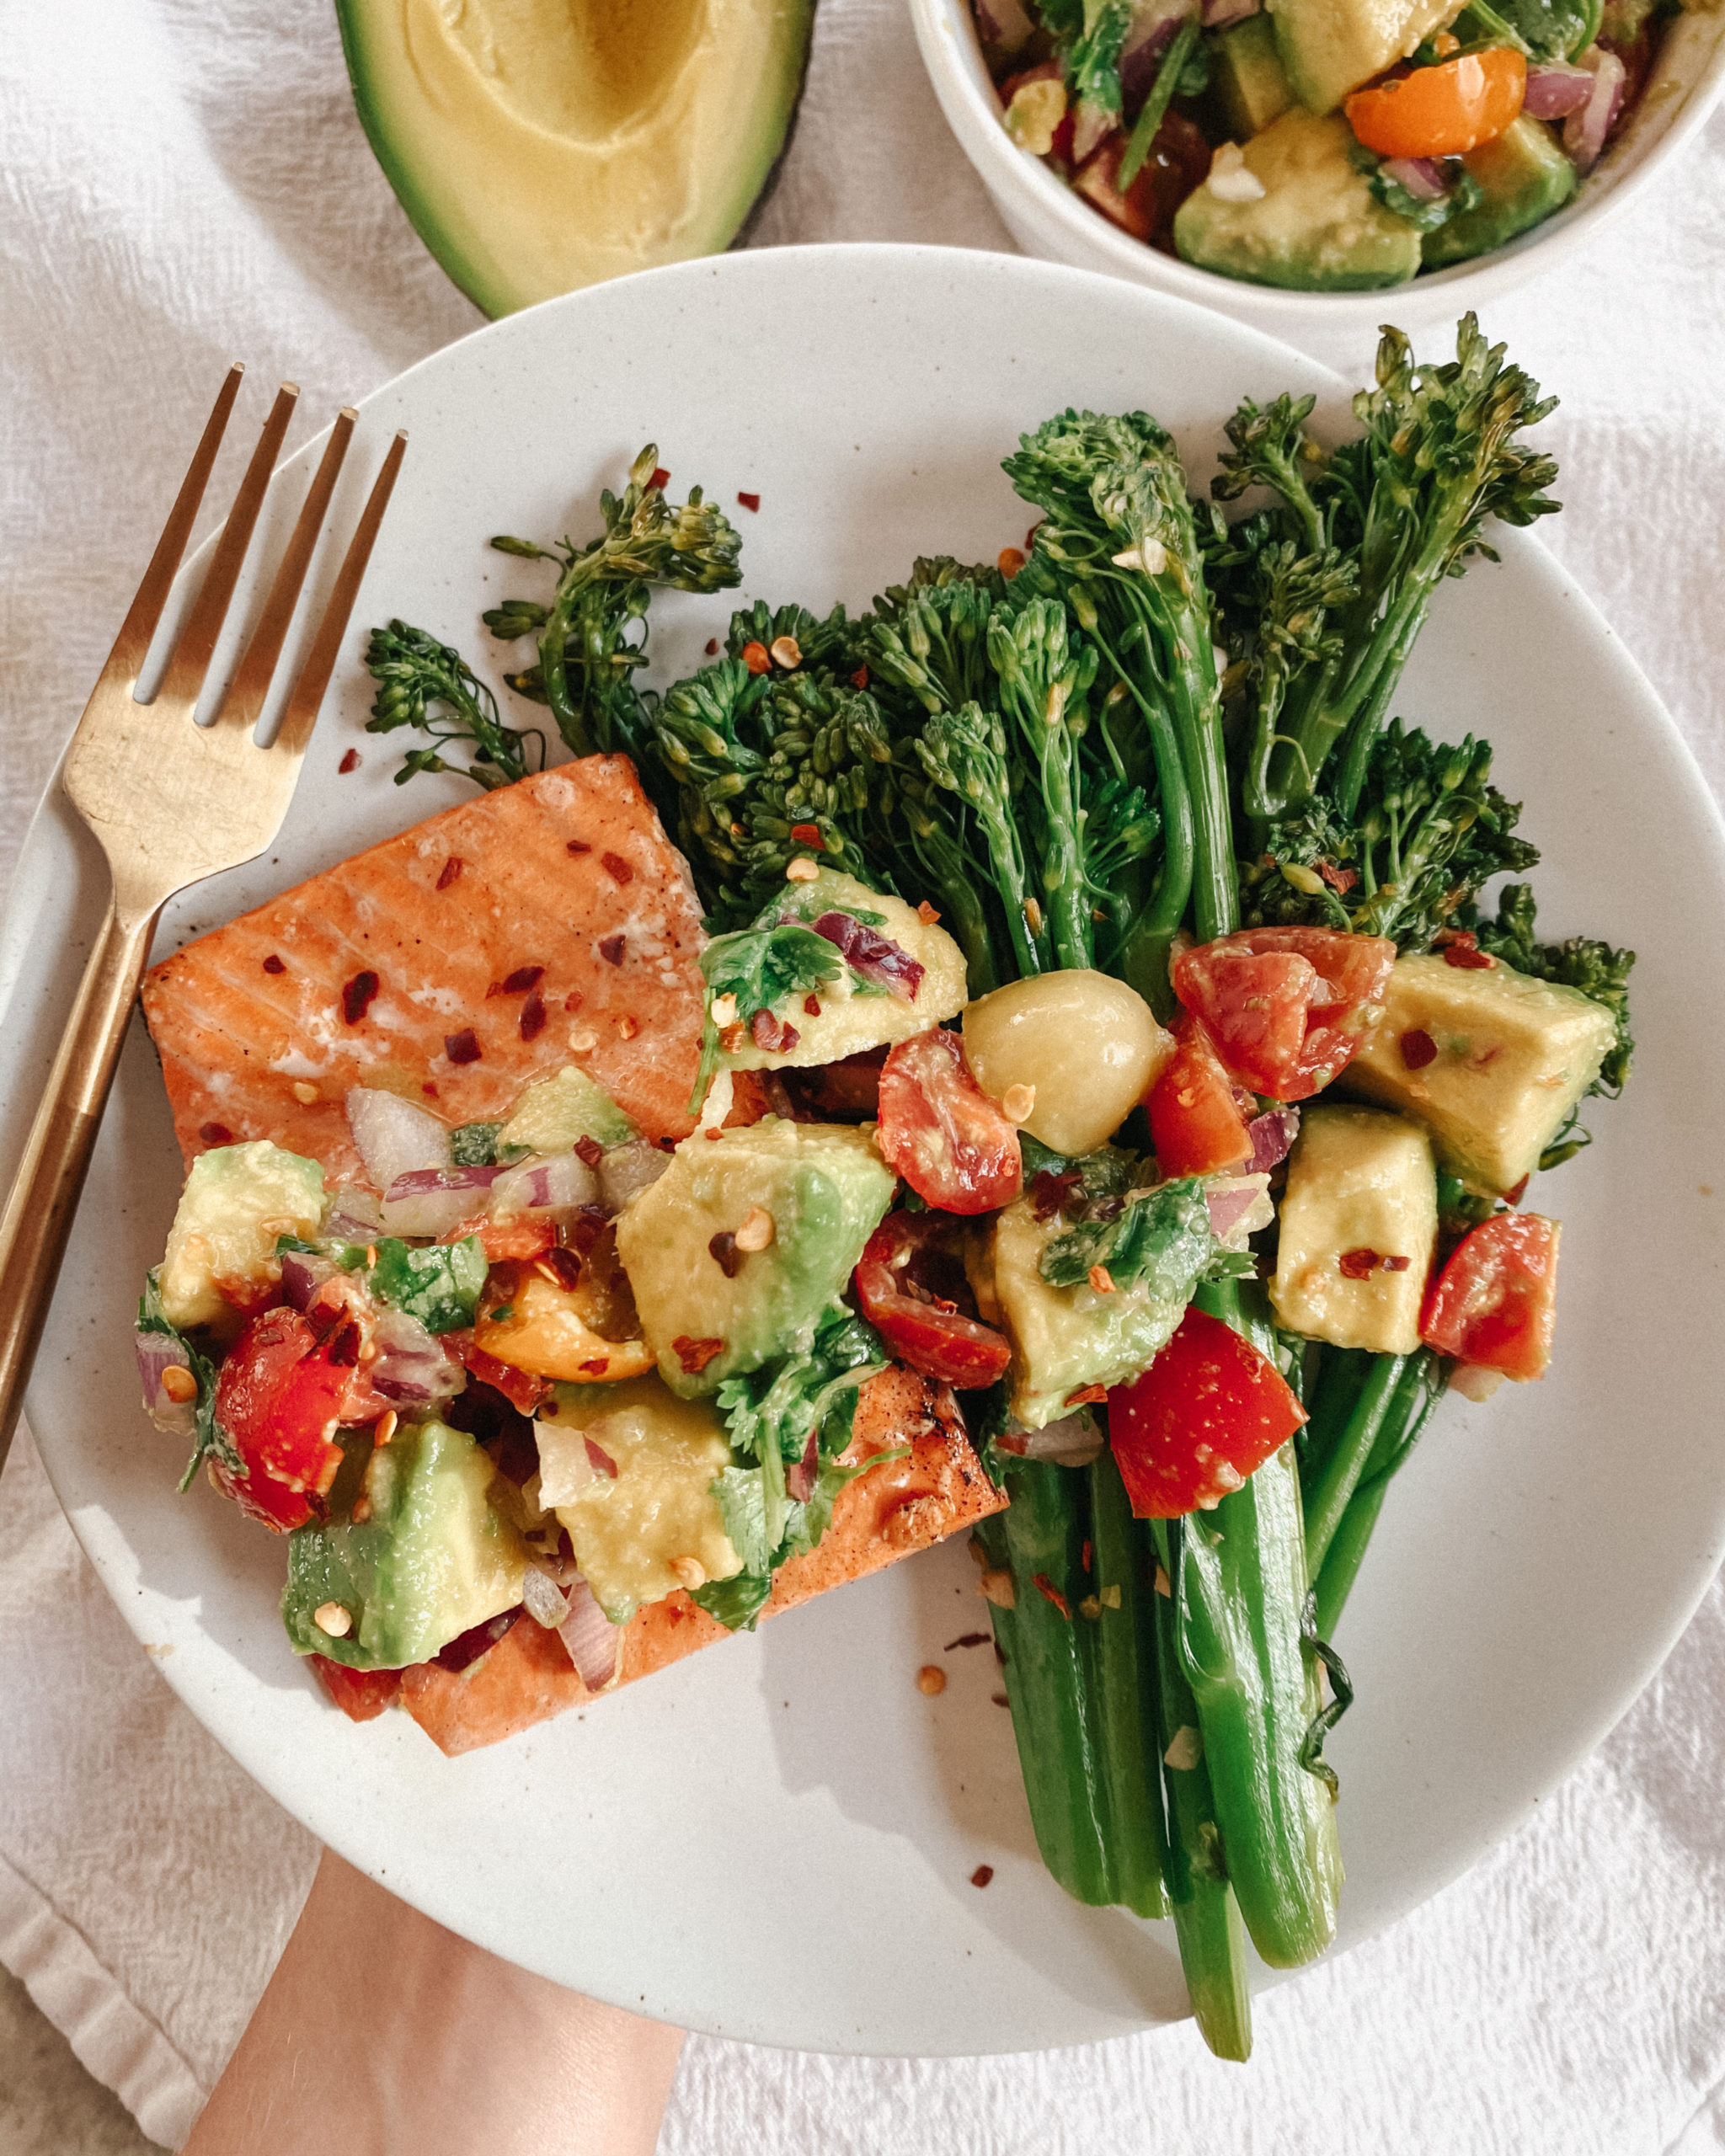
[474,1273,654,1383]
[1345,48,1525,159]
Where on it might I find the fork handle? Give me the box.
[0,898,159,1475]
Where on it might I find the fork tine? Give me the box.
[100,363,246,691]
[213,407,357,735]
[154,382,299,714]
[270,430,408,765]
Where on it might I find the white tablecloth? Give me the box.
[3,3,1724,2149]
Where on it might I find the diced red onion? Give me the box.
[1449,1362,1506,1402]
[491,1150,600,1222]
[370,1306,462,1405]
[379,1162,502,1241]
[584,1438,619,1480]
[279,1251,327,1311]
[786,1429,820,1504]
[1381,154,1446,200]
[1246,1105,1300,1175]
[434,1607,521,1673]
[973,0,1035,52]
[995,1411,1104,1465]
[521,1566,570,1630]
[810,911,926,1003]
[1206,1187,1261,1241]
[1565,47,1626,172]
[325,1188,383,1241]
[1523,61,1594,118]
[558,1577,622,1690]
[345,1086,451,1195]
[1121,1,1191,105]
[598,1139,670,1214]
[135,1328,196,1436]
[1071,99,1117,163]
[385,1164,504,1200]
[1202,0,1258,26]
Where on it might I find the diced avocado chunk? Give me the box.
[714,868,969,1074]
[499,1065,636,1156]
[1271,1106,1437,1353]
[536,1377,742,1622]
[1268,0,1466,113]
[159,1142,328,1334]
[614,1119,896,1397]
[1342,952,1616,1195]
[1212,13,1295,139]
[1421,116,1578,269]
[1173,112,1423,292]
[987,1191,1201,1430]
[283,1419,527,1670]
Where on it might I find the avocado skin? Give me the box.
[336,0,818,319]
[1421,116,1578,270]
[1174,109,1421,292]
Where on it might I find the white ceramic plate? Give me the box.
[8,246,1724,2055]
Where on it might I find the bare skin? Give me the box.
[184,1849,683,2156]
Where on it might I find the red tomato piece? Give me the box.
[877,1030,1023,1215]
[1171,926,1396,1100]
[1073,114,1210,248]
[1421,1212,1559,1380]
[853,1214,1011,1390]
[1146,1014,1255,1177]
[210,1308,363,1531]
[446,1212,557,1264]
[308,1655,401,1722]
[451,1338,552,1417]
[1107,1307,1307,1518]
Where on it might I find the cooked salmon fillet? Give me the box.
[142,757,709,1181]
[397,1368,1004,1757]
[144,761,1006,1752]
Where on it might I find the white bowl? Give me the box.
[909,0,1725,347]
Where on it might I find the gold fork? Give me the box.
[0,366,406,1469]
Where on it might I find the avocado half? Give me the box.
[337,0,816,318]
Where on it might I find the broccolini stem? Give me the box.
[1302,1351,1408,1582]
[1311,1354,1443,1637]
[1088,1449,1177,1922]
[1087,622,1194,1009]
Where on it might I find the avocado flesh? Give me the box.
[1268,0,1467,112]
[1422,116,1578,269]
[284,1421,527,1671]
[1174,110,1422,292]
[1270,1106,1437,1355]
[1211,14,1294,140]
[337,0,816,318]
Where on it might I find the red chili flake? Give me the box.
[565,992,584,1013]
[945,1632,992,1651]
[750,1007,800,1054]
[598,853,633,889]
[584,1437,619,1479]
[998,547,1027,581]
[338,748,360,774]
[421,1083,439,1098]
[598,934,626,966]
[851,664,869,689]
[790,823,823,849]
[574,1135,604,1169]
[199,1121,232,1145]
[436,855,462,890]
[1317,860,1359,894]
[1338,1248,1381,1279]
[708,1230,741,1279]
[498,965,545,995]
[705,638,720,656]
[1400,1028,1438,1070]
[1025,523,1042,551]
[970,1865,995,1889]
[804,995,822,1017]
[649,467,670,491]
[1081,1540,1093,1575]
[537,1246,583,1290]
[672,1335,725,1375]
[261,954,286,974]
[1032,1572,1071,1619]
[445,1028,481,1065]
[741,641,771,676]
[579,1358,611,1377]
[1505,1175,1530,1207]
[341,970,381,1025]
[991,1692,1010,1707]
[1065,1385,1108,1408]
[519,990,546,1043]
[737,491,761,513]
[917,900,941,926]
[565,840,591,857]
[1437,928,1494,970]
[1381,1254,1413,1273]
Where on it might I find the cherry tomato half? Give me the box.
[877,1029,1023,1215]
[853,1213,1012,1390]
[1345,48,1526,160]
[211,1307,366,1531]
[1107,1306,1306,1518]
[308,1655,402,1722]
[1146,1014,1255,1177]
[1171,926,1396,1102]
[1421,1211,1558,1380]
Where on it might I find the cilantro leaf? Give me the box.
[138,1269,242,1490]
[701,922,843,1021]
[450,1122,502,1167]
[692,1567,774,1632]
[366,1236,489,1333]
[1039,1177,1220,1299]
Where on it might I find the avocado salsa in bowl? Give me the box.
[912,0,1725,318]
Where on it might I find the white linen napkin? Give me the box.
[3,2,1723,2149]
